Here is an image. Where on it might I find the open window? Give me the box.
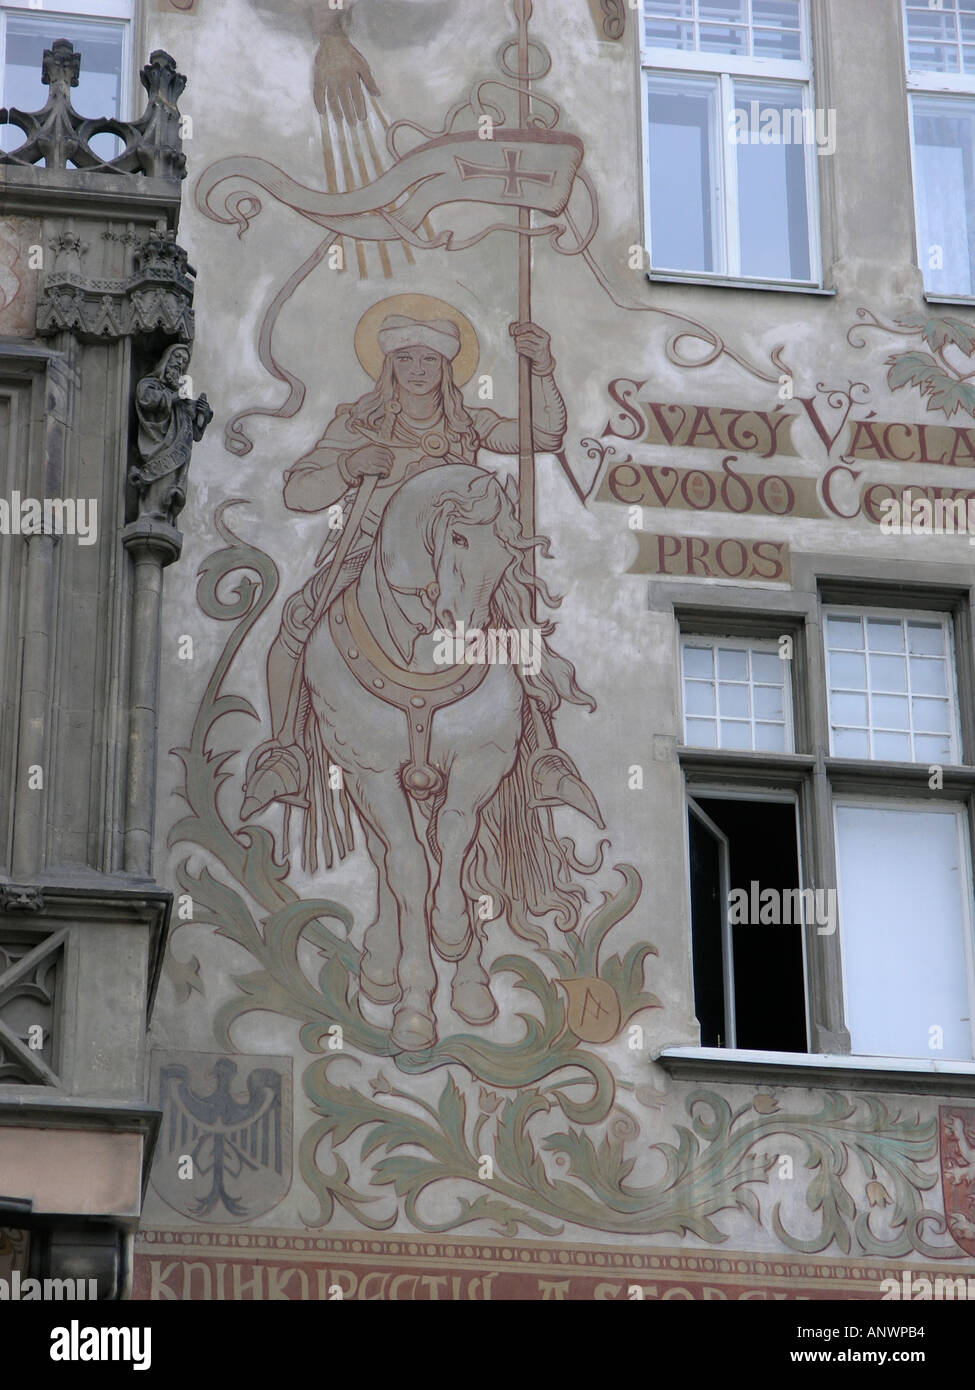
[688,793,809,1052]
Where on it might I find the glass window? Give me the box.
[835,802,975,1060]
[641,0,819,284]
[679,594,975,1064]
[0,3,133,158]
[824,610,960,763]
[681,636,793,751]
[905,2,975,294]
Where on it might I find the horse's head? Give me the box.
[429,471,520,631]
[379,465,523,633]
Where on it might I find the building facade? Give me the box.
[4,0,975,1302]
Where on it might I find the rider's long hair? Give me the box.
[343,354,479,455]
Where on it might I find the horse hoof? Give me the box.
[451,981,498,1027]
[359,953,402,1005]
[391,1007,437,1053]
[431,910,473,963]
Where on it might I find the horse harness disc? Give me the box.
[330,585,490,803]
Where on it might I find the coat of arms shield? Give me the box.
[150,1050,293,1224]
[940,1105,975,1257]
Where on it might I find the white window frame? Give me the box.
[0,0,135,122]
[639,0,823,287]
[823,605,963,765]
[833,794,975,1062]
[680,633,796,753]
[685,787,812,1052]
[904,1,975,296]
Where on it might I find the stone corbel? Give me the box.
[36,228,196,343]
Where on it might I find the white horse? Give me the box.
[302,463,593,1052]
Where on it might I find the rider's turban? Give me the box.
[377,315,462,362]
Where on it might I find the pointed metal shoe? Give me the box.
[527,748,605,828]
[240,741,310,820]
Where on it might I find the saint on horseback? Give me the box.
[241,298,603,1051]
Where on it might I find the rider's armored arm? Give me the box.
[283,415,359,512]
[479,367,568,455]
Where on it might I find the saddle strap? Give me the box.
[329,586,490,797]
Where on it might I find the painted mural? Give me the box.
[142,0,975,1280]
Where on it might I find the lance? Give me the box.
[514,0,536,606]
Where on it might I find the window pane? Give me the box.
[908,621,945,656]
[753,685,784,720]
[685,681,717,715]
[826,615,864,650]
[1,16,126,159]
[684,645,714,677]
[754,721,787,751]
[734,82,812,281]
[682,637,792,750]
[645,0,805,61]
[699,22,748,54]
[752,25,802,60]
[915,733,953,761]
[647,77,721,273]
[872,731,912,760]
[718,682,750,717]
[718,648,748,681]
[835,804,974,1060]
[751,651,783,682]
[646,18,697,47]
[907,1,969,70]
[866,618,905,653]
[873,694,909,729]
[700,0,746,21]
[832,692,868,726]
[754,0,800,22]
[911,658,948,696]
[826,610,959,762]
[686,717,718,746]
[829,651,867,688]
[870,654,908,692]
[913,697,951,733]
[833,728,870,758]
[912,97,975,298]
[720,719,752,748]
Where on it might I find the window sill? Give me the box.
[658,1046,975,1095]
[678,747,815,782]
[646,271,835,297]
[924,292,975,308]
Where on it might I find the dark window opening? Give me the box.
[688,796,807,1052]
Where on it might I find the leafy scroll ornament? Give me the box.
[850,308,975,419]
[167,505,957,1252]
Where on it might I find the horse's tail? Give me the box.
[297,677,356,875]
[462,700,603,946]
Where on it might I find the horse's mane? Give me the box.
[304,465,604,937]
[421,469,595,715]
[417,468,603,942]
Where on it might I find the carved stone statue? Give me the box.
[131,344,212,525]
